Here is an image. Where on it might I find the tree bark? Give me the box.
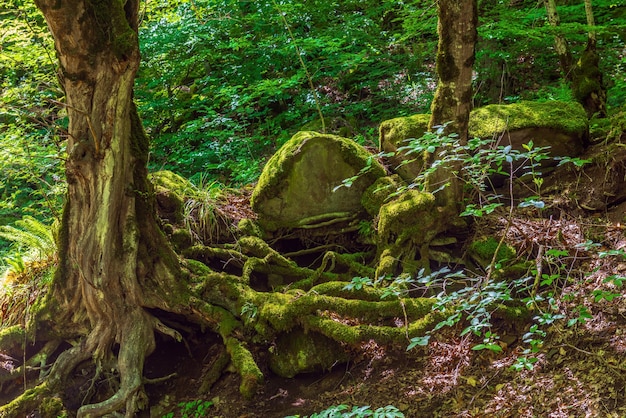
[572,0,607,117]
[34,0,185,414]
[543,0,573,80]
[427,0,477,213]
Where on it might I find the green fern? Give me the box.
[0,216,57,262]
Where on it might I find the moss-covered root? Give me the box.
[303,311,443,345]
[224,337,263,399]
[0,382,66,418]
[189,297,263,398]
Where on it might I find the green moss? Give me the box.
[468,236,516,268]
[269,329,349,378]
[237,218,263,238]
[251,131,385,230]
[303,312,440,345]
[379,114,430,150]
[361,175,404,217]
[0,325,25,348]
[378,190,436,241]
[225,337,263,399]
[185,259,212,277]
[0,381,52,417]
[150,170,193,194]
[468,101,588,138]
[39,396,66,418]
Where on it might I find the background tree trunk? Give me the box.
[34,0,184,414]
[544,0,574,80]
[427,0,477,213]
[571,0,607,117]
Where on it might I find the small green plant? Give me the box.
[0,216,57,278]
[241,301,259,323]
[567,305,593,327]
[182,175,229,244]
[163,399,214,418]
[344,276,374,291]
[284,404,404,418]
[0,216,57,260]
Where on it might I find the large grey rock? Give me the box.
[251,131,385,232]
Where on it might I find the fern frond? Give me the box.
[0,216,57,261]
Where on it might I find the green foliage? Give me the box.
[0,216,57,276]
[285,404,404,418]
[0,2,65,257]
[162,399,214,418]
[136,0,438,182]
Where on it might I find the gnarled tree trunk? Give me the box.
[33,0,186,415]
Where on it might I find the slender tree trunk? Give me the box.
[427,0,477,213]
[34,1,185,415]
[572,0,607,117]
[544,0,574,80]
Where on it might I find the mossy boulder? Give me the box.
[376,190,443,277]
[251,131,386,231]
[150,170,192,224]
[268,329,349,378]
[379,114,430,182]
[469,101,588,159]
[361,175,405,217]
[379,101,588,182]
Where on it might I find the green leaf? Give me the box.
[407,335,430,350]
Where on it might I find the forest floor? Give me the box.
[3,136,626,418]
[139,139,626,418]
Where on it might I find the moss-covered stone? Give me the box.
[378,191,436,240]
[379,114,431,182]
[376,190,443,277]
[150,170,193,223]
[380,101,589,181]
[469,101,587,138]
[361,175,405,217]
[150,170,193,194]
[251,131,385,231]
[269,329,349,378]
